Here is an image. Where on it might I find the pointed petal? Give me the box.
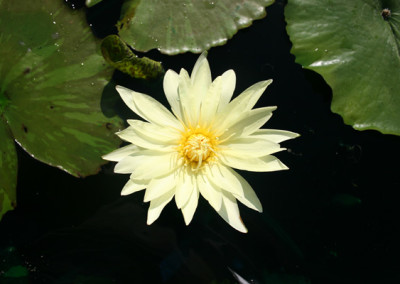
[217,70,236,112]
[199,76,222,127]
[127,120,180,141]
[217,192,248,233]
[178,69,196,126]
[252,129,300,143]
[205,163,245,197]
[147,189,175,225]
[197,173,223,211]
[175,169,195,209]
[227,171,262,212]
[220,154,289,172]
[115,150,179,178]
[219,107,276,139]
[121,178,148,196]
[213,79,273,134]
[191,52,212,98]
[144,172,178,202]
[102,144,140,162]
[163,69,183,120]
[181,187,199,225]
[220,137,283,158]
[116,126,176,151]
[116,85,182,130]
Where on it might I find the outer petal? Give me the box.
[205,163,245,197]
[220,137,283,158]
[252,129,300,143]
[116,85,183,130]
[217,192,248,233]
[147,189,175,225]
[213,79,273,135]
[115,150,179,179]
[116,127,176,151]
[127,120,180,141]
[121,178,148,196]
[219,107,276,139]
[190,52,212,100]
[197,173,223,211]
[102,144,140,162]
[181,186,199,225]
[220,154,289,172]
[144,172,178,202]
[199,76,222,127]
[217,70,236,112]
[163,70,183,120]
[227,170,262,212]
[175,168,195,209]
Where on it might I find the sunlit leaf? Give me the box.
[86,0,103,7]
[118,0,275,54]
[101,35,164,79]
[0,0,123,180]
[286,0,400,135]
[0,122,17,220]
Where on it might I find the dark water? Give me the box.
[1,0,400,283]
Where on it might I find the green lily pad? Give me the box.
[0,0,123,218]
[286,0,400,135]
[0,121,17,220]
[118,0,275,54]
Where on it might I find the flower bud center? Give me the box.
[184,134,211,163]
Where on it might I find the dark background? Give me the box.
[1,0,400,283]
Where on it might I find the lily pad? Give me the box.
[0,0,123,218]
[118,0,275,54]
[285,0,400,135]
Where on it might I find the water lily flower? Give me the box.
[103,53,298,232]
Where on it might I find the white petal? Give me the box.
[116,85,182,130]
[252,129,300,143]
[190,52,212,98]
[217,192,248,233]
[116,127,176,151]
[163,70,183,120]
[213,79,273,135]
[175,169,195,209]
[199,76,222,127]
[181,186,199,225]
[220,137,283,158]
[205,163,245,197]
[217,70,236,112]
[227,170,262,212]
[115,150,179,178]
[127,120,180,141]
[144,172,178,202]
[147,189,175,225]
[197,173,223,211]
[219,107,276,139]
[121,178,148,196]
[178,69,197,126]
[220,154,289,172]
[102,144,140,162]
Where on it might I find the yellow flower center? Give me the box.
[179,128,218,171]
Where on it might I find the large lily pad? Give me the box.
[0,0,123,219]
[118,0,275,54]
[286,0,400,135]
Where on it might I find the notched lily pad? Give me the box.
[0,0,123,218]
[286,0,400,135]
[118,0,275,54]
[101,35,164,79]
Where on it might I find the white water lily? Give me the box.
[103,53,298,233]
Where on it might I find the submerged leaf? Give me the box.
[286,0,400,135]
[0,0,123,182]
[101,35,164,79]
[118,0,275,54]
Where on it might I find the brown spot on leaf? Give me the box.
[23,68,31,75]
[105,122,113,130]
[382,8,391,20]
[22,124,28,133]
